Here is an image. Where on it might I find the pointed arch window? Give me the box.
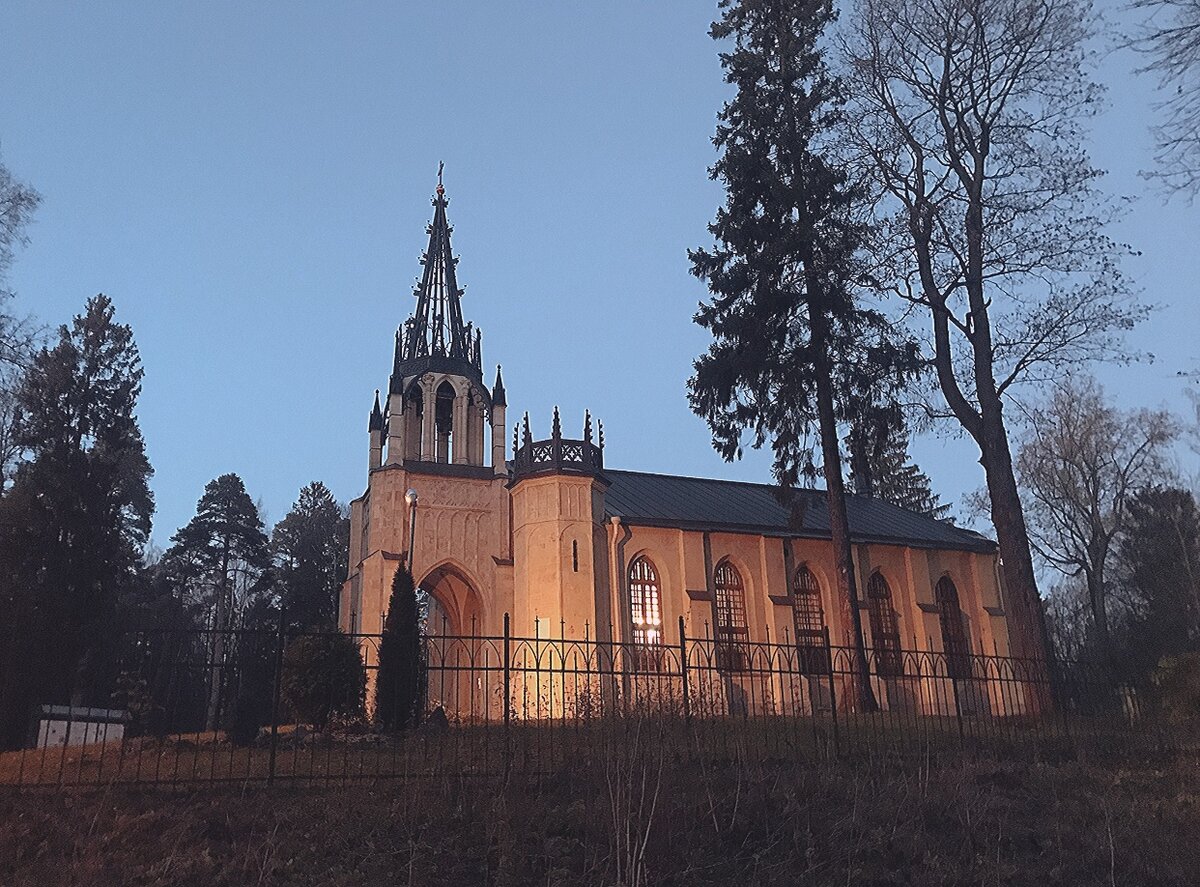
[793,565,830,674]
[434,381,456,463]
[404,384,423,461]
[867,572,904,677]
[936,577,972,679]
[628,556,664,671]
[714,560,748,672]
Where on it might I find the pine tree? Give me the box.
[0,295,153,747]
[689,0,917,710]
[271,481,349,631]
[846,408,948,519]
[165,473,271,731]
[375,564,424,731]
[1118,487,1200,677]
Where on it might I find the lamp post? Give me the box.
[405,488,419,572]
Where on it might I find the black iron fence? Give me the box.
[0,614,1179,788]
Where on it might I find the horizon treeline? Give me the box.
[0,291,351,746]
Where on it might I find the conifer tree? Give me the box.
[846,407,948,519]
[1118,487,1200,676]
[271,481,349,631]
[0,295,153,746]
[165,473,271,730]
[690,0,916,710]
[375,564,424,730]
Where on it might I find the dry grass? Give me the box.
[3,751,1200,885]
[0,712,1170,789]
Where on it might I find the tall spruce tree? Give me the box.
[846,406,948,518]
[165,473,271,731]
[271,481,349,631]
[375,564,424,731]
[0,295,153,746]
[1118,487,1200,677]
[690,0,916,710]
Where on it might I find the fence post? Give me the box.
[503,612,511,727]
[267,608,286,785]
[823,626,840,758]
[678,616,691,723]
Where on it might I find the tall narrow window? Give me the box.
[628,556,663,670]
[405,384,423,461]
[435,381,455,463]
[936,577,972,679]
[867,572,903,677]
[714,560,748,672]
[793,565,830,674]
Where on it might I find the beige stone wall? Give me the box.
[340,438,1021,716]
[509,474,608,639]
[340,463,514,641]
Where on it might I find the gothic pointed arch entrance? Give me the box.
[418,561,485,638]
[416,561,490,721]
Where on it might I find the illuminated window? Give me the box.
[629,556,663,668]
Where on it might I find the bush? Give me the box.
[227,694,262,746]
[1154,652,1200,722]
[280,633,366,730]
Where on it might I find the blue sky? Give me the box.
[2,1,1196,543]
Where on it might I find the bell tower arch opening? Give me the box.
[435,380,456,463]
[370,171,506,472]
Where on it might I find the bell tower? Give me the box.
[374,167,500,470]
[344,170,515,646]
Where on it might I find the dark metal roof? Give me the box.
[602,469,995,553]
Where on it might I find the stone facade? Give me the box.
[339,183,1027,715]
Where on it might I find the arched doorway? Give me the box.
[417,563,489,721]
[418,563,484,638]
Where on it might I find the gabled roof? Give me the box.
[602,469,995,554]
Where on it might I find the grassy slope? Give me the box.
[3,754,1200,886]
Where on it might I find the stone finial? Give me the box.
[492,364,507,407]
[369,388,384,432]
[522,412,533,447]
[598,420,605,450]
[583,410,592,443]
[552,406,562,440]
[513,422,520,457]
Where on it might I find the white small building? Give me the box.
[35,705,126,748]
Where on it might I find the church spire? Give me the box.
[402,165,473,364]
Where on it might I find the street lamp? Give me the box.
[405,488,419,571]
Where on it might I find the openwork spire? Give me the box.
[399,167,477,366]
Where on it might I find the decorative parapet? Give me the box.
[510,407,605,482]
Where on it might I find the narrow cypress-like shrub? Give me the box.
[375,565,424,730]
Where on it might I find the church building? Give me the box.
[339,181,1028,713]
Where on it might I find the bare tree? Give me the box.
[1130,0,1200,198]
[0,158,40,488]
[840,0,1148,661]
[1017,378,1177,655]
